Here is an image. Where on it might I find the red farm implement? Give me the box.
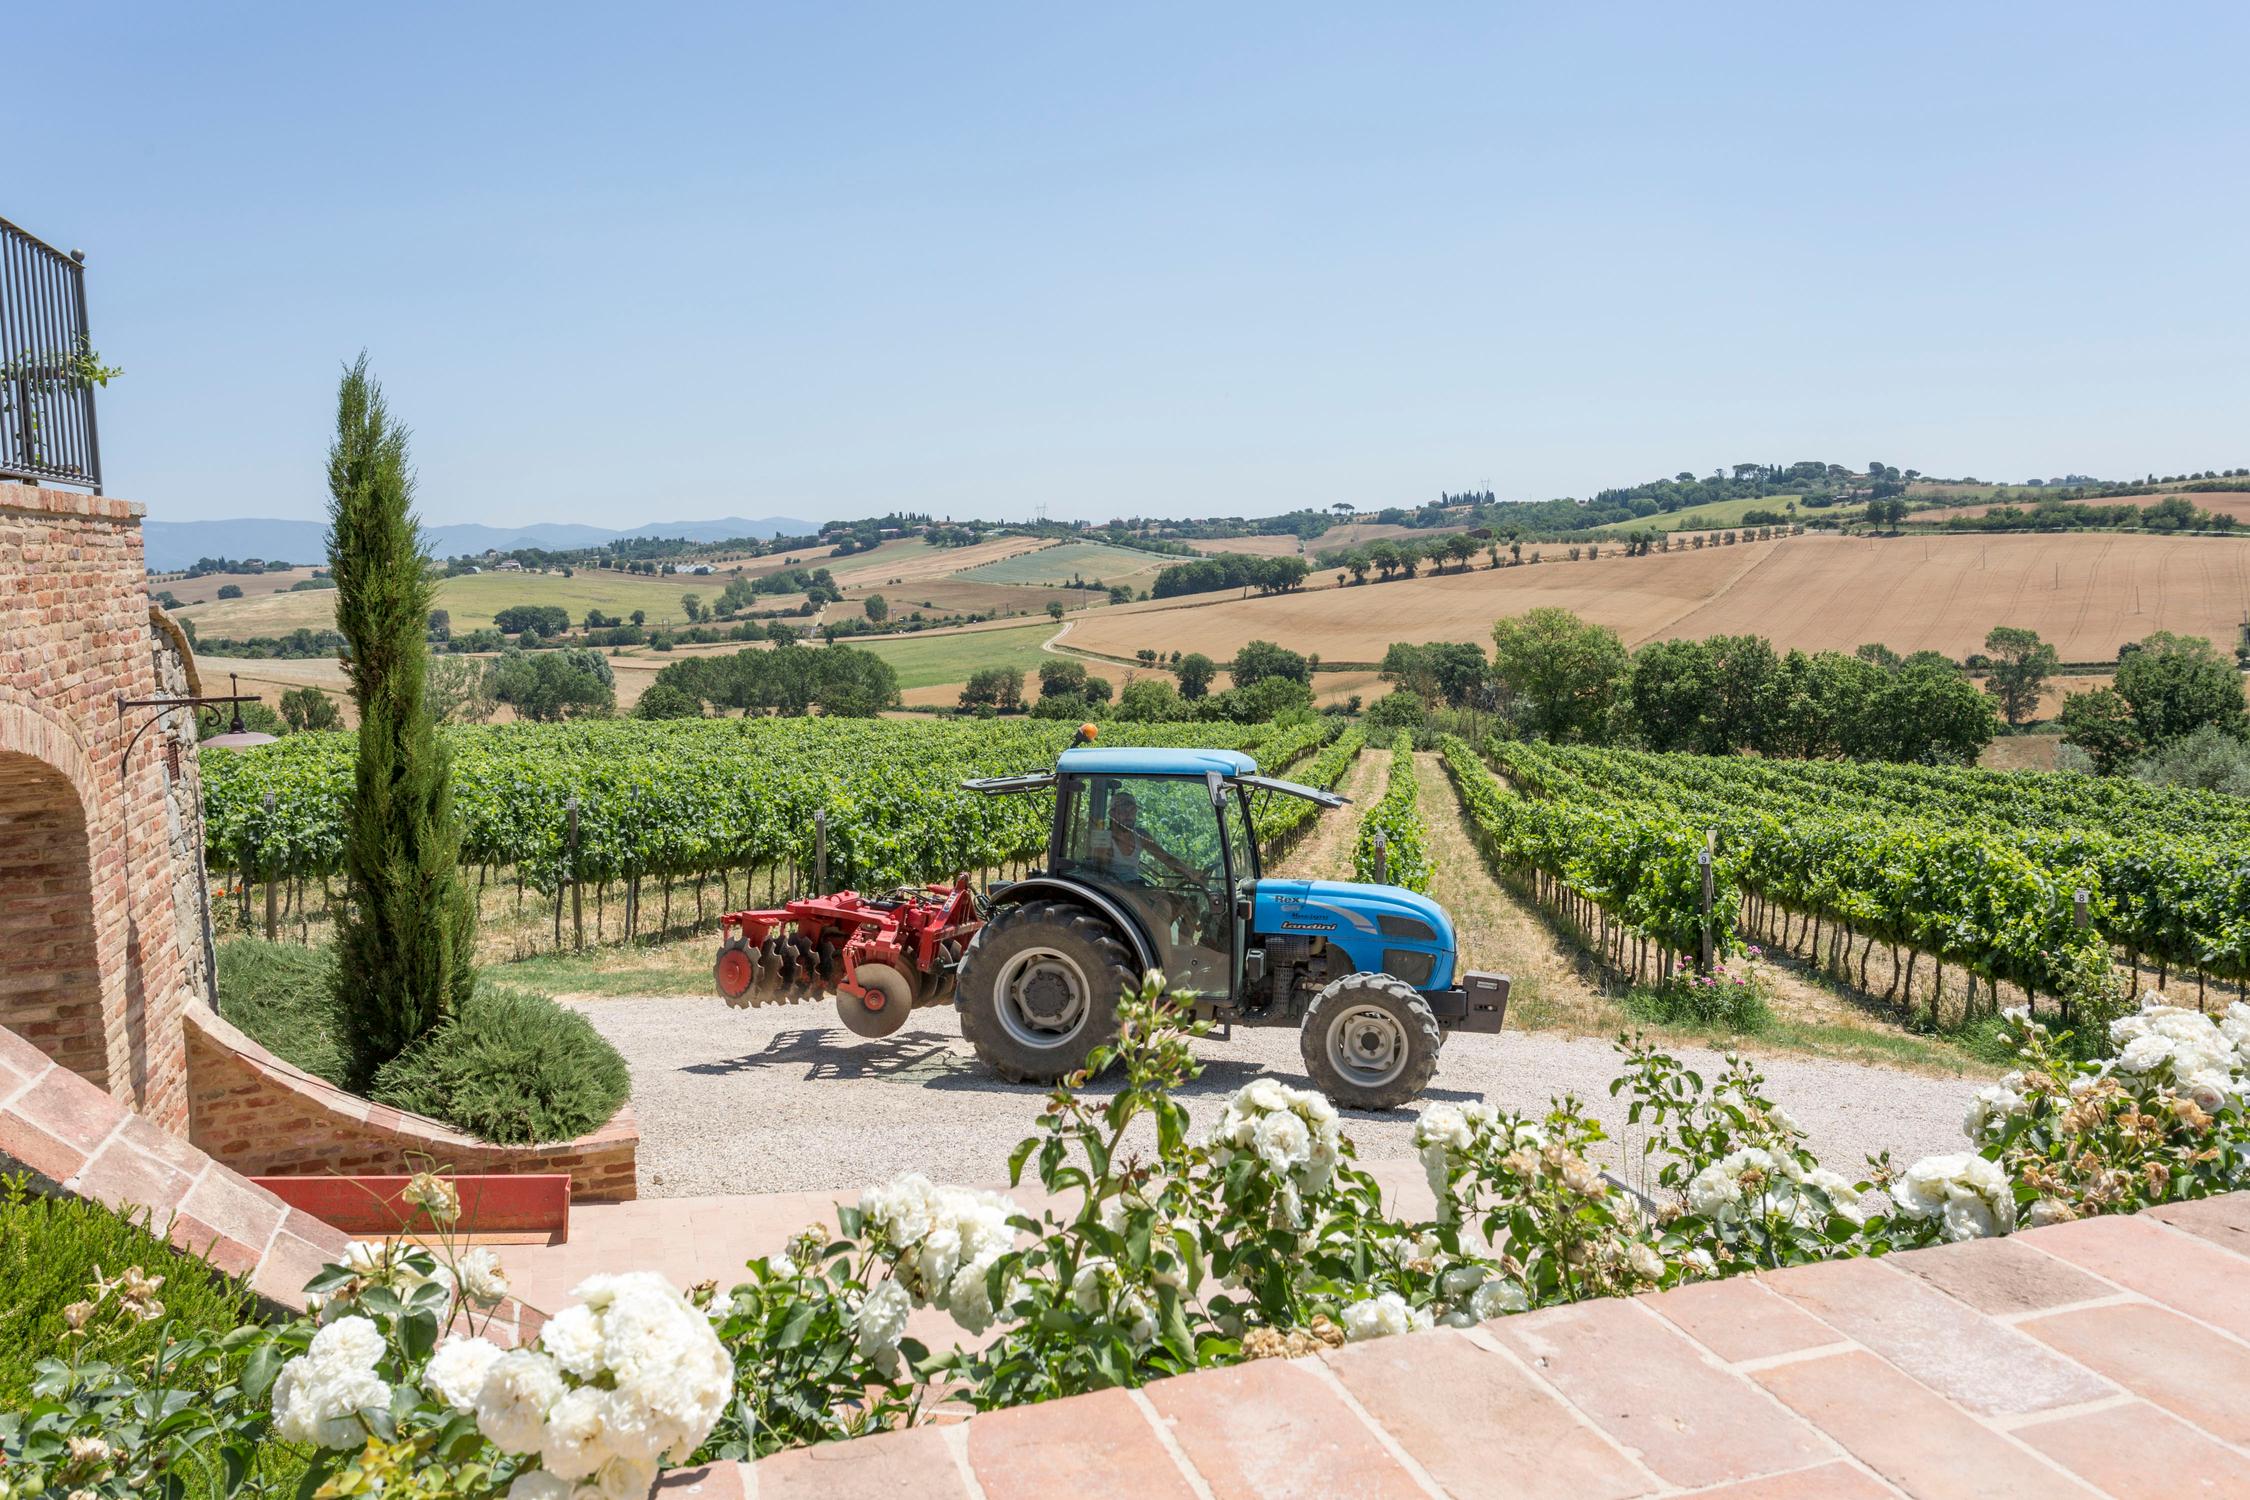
[713,878,983,1037]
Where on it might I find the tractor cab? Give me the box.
[959,742,1508,1109]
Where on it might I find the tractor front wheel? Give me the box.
[957,900,1136,1083]
[1299,973,1441,1111]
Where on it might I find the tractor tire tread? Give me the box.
[959,900,1136,1084]
[1299,972,1442,1111]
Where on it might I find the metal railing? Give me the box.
[1,215,103,492]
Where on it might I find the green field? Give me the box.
[958,540,1173,588]
[1588,494,1839,534]
[177,567,712,637]
[846,622,1065,690]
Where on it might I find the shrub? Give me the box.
[1365,688,1428,736]
[217,938,357,1085]
[2130,722,2250,796]
[219,943,628,1144]
[371,983,630,1144]
[0,1177,260,1406]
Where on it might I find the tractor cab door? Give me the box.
[1057,773,1235,1003]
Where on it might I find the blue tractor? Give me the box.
[959,744,1509,1109]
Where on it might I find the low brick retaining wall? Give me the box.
[658,1191,2250,1500]
[183,1002,639,1202]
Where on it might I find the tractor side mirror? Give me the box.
[1206,770,1226,809]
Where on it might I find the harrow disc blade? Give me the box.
[714,945,755,1005]
[838,963,915,1038]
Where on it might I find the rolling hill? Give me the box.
[142,514,820,571]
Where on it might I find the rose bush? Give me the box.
[6,987,2246,1493]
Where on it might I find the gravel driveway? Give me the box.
[572,995,1986,1199]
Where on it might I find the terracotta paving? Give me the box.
[655,1192,2250,1500]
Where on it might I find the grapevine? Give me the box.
[1352,733,1431,893]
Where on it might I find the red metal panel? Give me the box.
[251,1173,571,1237]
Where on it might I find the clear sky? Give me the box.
[15,3,2249,527]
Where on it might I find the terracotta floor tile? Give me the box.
[1489,1299,1832,1489]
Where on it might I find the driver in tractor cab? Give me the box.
[1100,789,1213,942]
[1104,791,1198,883]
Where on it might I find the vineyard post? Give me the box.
[2069,887,2088,1024]
[1698,831,1714,973]
[1372,829,1387,885]
[815,808,829,894]
[262,791,278,942]
[569,797,584,951]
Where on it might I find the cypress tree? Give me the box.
[327,355,475,1079]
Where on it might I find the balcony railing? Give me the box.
[1,215,104,493]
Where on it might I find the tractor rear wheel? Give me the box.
[958,900,1136,1083]
[1299,972,1441,1111]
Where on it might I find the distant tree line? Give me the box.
[631,643,901,720]
[1372,610,2003,765]
[1151,553,1312,598]
[957,638,1330,726]
[1926,494,2239,535]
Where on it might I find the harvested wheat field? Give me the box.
[1916,490,2250,525]
[1070,538,1765,664]
[1068,532,2250,665]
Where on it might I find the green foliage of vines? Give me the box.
[1353,732,1431,892]
[203,719,1285,899]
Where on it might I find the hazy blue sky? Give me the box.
[16,3,2249,526]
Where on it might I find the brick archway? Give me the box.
[0,740,107,1089]
[2,485,199,1130]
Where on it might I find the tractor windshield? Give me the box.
[1058,774,1232,999]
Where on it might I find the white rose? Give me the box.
[541,1385,611,1480]
[271,1355,390,1450]
[539,1304,605,1380]
[1338,1292,1429,1342]
[309,1314,385,1370]
[1686,1162,1742,1219]
[476,1348,567,1455]
[1469,1278,1529,1319]
[594,1458,658,1500]
[2176,1069,2236,1112]
[1439,1264,1487,1298]
[1241,1077,1290,1114]
[1415,1103,1471,1151]
[507,1475,572,1500]
[1801,1169,1865,1224]
[1962,1083,2025,1142]
[854,1279,912,1361]
[1892,1153,2016,1242]
[457,1248,510,1304]
[945,1253,1009,1336]
[1120,1290,1157,1345]
[425,1336,504,1412]
[2115,1035,2174,1075]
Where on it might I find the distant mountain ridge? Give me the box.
[140,515,820,571]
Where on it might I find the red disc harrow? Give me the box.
[713,876,982,1038]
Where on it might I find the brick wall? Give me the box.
[185,1001,639,1201]
[150,607,214,1007]
[0,486,197,1130]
